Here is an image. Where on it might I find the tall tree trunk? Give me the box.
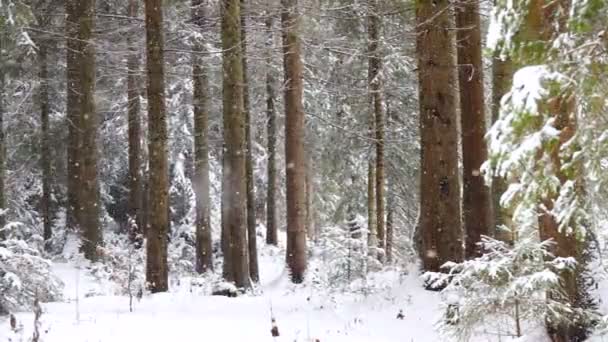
[66,0,82,234]
[241,0,259,283]
[416,0,463,272]
[145,0,169,292]
[39,35,52,248]
[265,10,278,246]
[456,0,492,259]
[365,2,377,251]
[0,31,5,238]
[78,0,101,261]
[368,0,385,256]
[127,0,144,245]
[385,106,393,263]
[491,54,513,243]
[192,0,213,274]
[221,0,250,288]
[281,0,307,283]
[305,153,314,240]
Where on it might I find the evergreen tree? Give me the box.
[145,0,169,293]
[282,0,307,283]
[415,0,463,272]
[221,0,250,288]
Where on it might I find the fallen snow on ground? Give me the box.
[0,251,444,342]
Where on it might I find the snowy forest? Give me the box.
[1,0,608,341]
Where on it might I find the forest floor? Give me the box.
[0,249,444,342]
[0,241,565,342]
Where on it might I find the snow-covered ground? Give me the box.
[0,250,444,342]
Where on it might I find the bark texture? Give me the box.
[39,34,52,247]
[145,0,169,292]
[77,0,101,261]
[0,31,5,239]
[281,0,307,283]
[192,0,213,274]
[456,0,492,259]
[221,0,250,288]
[491,47,513,242]
[416,0,463,272]
[241,0,259,283]
[265,11,278,246]
[367,0,384,256]
[66,0,81,234]
[127,0,144,245]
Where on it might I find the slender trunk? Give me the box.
[127,0,144,245]
[66,0,82,233]
[265,12,278,246]
[281,0,307,283]
[221,0,249,288]
[241,0,259,283]
[370,0,385,255]
[78,0,101,261]
[366,1,377,250]
[385,107,393,263]
[266,13,278,246]
[416,0,463,272]
[192,0,213,274]
[386,199,394,263]
[367,156,376,248]
[491,52,513,243]
[40,37,52,247]
[305,154,314,240]
[456,0,492,259]
[145,0,169,292]
[0,31,5,238]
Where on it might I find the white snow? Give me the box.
[0,253,445,342]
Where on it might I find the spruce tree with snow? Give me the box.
[425,236,599,341]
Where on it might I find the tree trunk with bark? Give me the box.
[265,11,278,246]
[367,0,385,257]
[491,52,513,243]
[416,0,463,272]
[241,0,259,283]
[192,0,213,274]
[66,0,82,234]
[145,0,169,292]
[127,0,144,245]
[455,0,492,259]
[39,31,52,248]
[281,0,307,283]
[77,0,102,261]
[221,0,250,288]
[0,31,5,239]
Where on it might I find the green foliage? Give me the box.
[425,237,594,341]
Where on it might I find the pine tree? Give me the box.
[221,0,250,288]
[77,0,101,261]
[145,0,169,292]
[367,0,385,257]
[415,0,463,272]
[65,0,81,235]
[0,24,6,239]
[455,0,492,259]
[282,0,307,283]
[265,8,278,246]
[241,0,259,283]
[127,0,144,245]
[192,0,213,274]
[37,13,52,248]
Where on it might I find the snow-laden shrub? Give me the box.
[318,214,382,291]
[88,229,145,297]
[0,236,64,313]
[424,236,597,341]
